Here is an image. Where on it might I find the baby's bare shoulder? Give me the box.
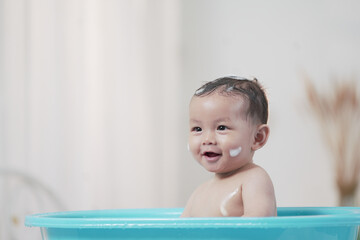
[185,179,212,203]
[236,164,275,198]
[240,164,271,181]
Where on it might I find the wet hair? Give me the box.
[194,76,268,124]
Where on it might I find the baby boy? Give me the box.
[181,76,277,217]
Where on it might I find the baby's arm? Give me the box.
[181,199,192,217]
[180,188,197,217]
[181,181,209,217]
[241,168,277,217]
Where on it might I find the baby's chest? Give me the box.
[191,185,244,217]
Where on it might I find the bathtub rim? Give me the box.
[25,207,360,229]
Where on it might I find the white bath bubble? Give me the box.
[229,146,242,157]
[220,187,239,217]
[195,88,205,95]
[226,86,234,92]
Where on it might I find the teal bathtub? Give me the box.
[25,207,360,240]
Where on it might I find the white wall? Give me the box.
[178,0,360,207]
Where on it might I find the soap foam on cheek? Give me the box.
[229,146,242,157]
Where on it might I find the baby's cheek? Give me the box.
[220,135,242,157]
[188,137,199,154]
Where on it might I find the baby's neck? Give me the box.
[214,161,254,180]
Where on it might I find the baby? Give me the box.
[181,76,277,217]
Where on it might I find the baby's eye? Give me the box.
[192,127,202,132]
[217,125,228,131]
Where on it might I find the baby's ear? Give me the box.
[252,124,270,151]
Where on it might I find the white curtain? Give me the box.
[0,0,182,239]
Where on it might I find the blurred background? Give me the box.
[1,0,360,239]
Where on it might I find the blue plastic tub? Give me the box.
[25,207,360,240]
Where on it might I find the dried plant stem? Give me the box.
[304,77,360,206]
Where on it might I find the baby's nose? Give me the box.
[202,131,216,145]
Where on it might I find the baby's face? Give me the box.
[188,93,258,175]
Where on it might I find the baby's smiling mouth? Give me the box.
[202,151,222,162]
[204,152,221,157]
